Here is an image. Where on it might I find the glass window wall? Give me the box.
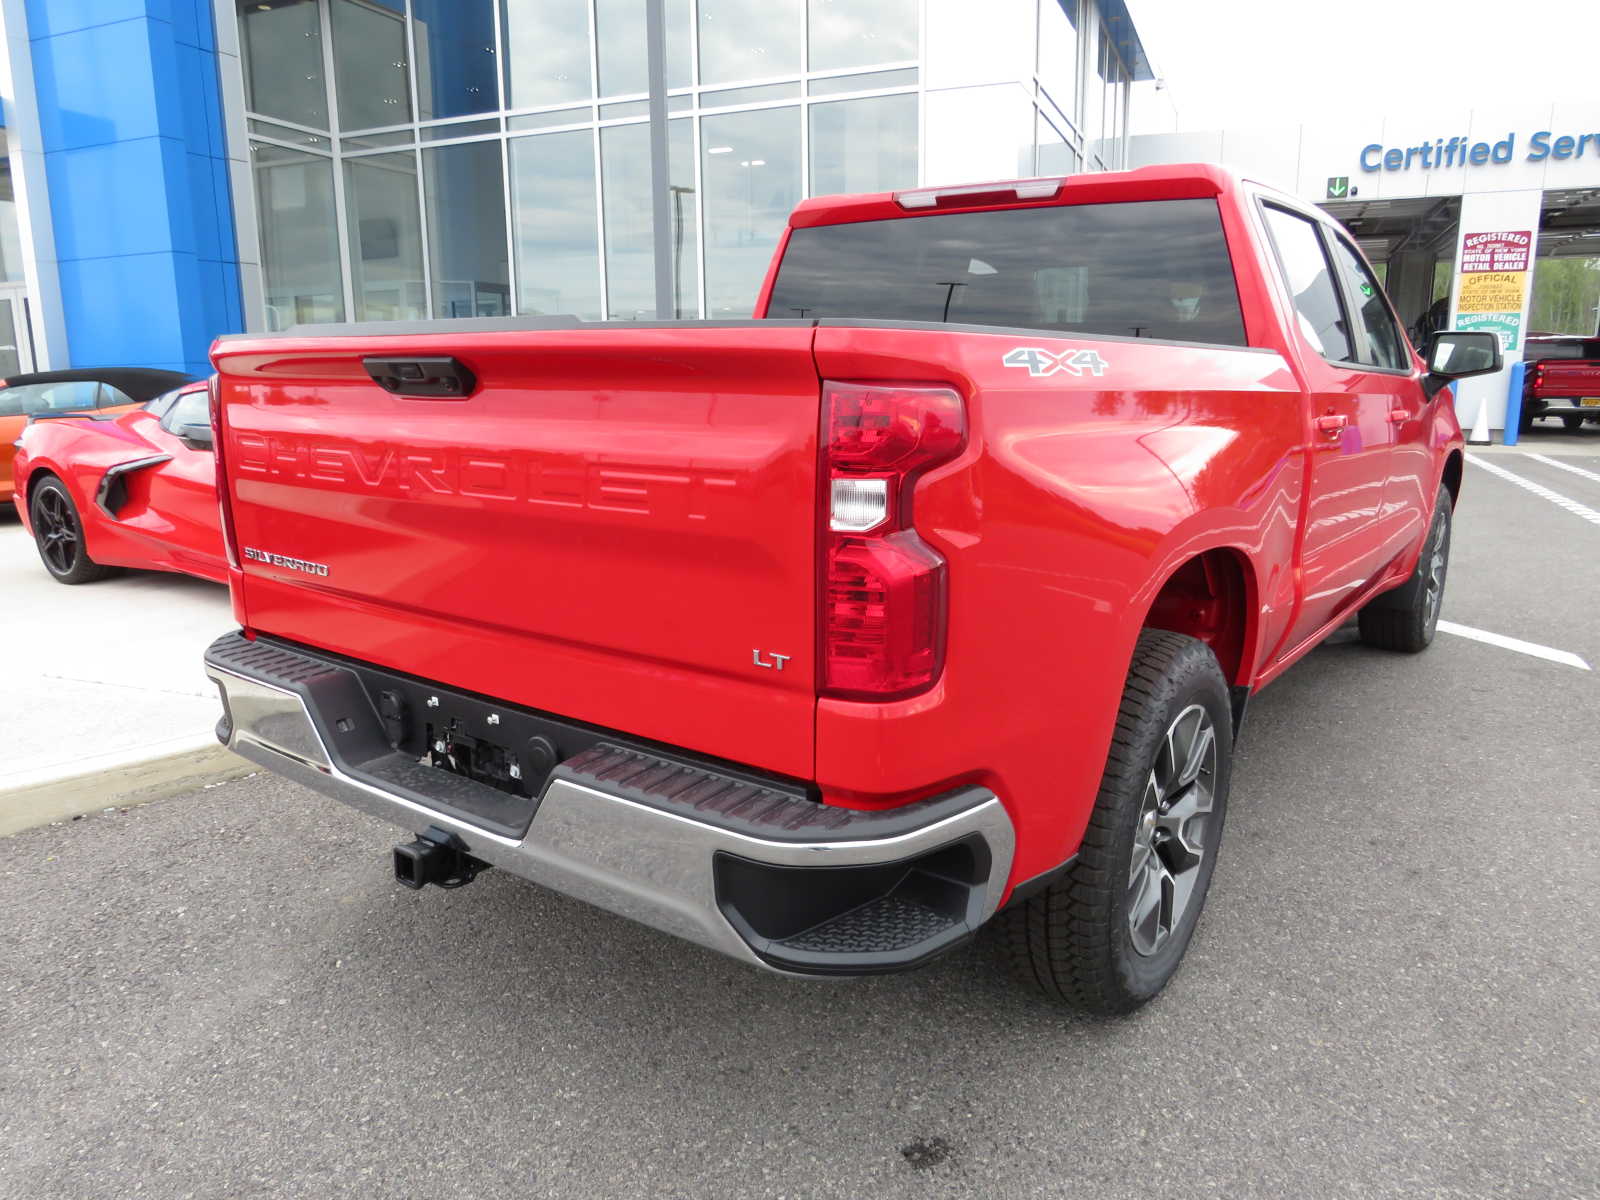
[412,0,500,121]
[698,0,801,85]
[423,140,510,317]
[330,0,412,131]
[809,94,916,196]
[510,130,602,319]
[808,0,917,72]
[601,120,699,320]
[702,106,801,318]
[237,0,328,130]
[253,142,344,329]
[595,0,694,96]
[238,0,935,328]
[501,0,593,110]
[344,152,427,321]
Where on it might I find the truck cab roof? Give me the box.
[787,163,1261,229]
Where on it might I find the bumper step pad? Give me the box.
[204,630,1014,976]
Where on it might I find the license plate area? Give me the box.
[1580,397,1600,407]
[425,717,541,797]
[357,671,598,806]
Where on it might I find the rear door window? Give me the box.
[767,198,1248,347]
[1261,205,1354,363]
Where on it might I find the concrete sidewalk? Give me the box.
[0,510,245,828]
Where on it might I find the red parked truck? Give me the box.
[1519,335,1600,432]
[203,165,1500,1013]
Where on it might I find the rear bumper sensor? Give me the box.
[204,630,1016,975]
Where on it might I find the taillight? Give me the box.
[821,382,965,700]
[208,375,240,569]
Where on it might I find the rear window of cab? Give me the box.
[767,197,1247,348]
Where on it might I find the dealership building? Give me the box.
[0,0,1145,379]
[1131,108,1600,432]
[0,1,1595,435]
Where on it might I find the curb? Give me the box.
[0,739,254,837]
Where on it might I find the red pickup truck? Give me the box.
[1520,335,1600,431]
[204,165,1500,1014]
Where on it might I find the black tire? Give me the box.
[996,630,1232,1015]
[1562,414,1584,432]
[1357,484,1451,653]
[29,476,113,584]
[1517,404,1534,435]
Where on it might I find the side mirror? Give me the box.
[178,422,215,452]
[1423,331,1503,393]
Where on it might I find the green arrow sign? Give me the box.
[1326,176,1350,199]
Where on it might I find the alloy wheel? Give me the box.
[1127,703,1217,957]
[36,489,81,576]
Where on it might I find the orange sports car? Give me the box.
[1,368,197,506]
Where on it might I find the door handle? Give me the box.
[1315,414,1348,436]
[363,356,477,398]
[1388,408,1410,424]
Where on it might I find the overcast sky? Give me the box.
[1125,0,1598,133]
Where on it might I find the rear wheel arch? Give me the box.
[1140,547,1258,689]
[25,465,65,510]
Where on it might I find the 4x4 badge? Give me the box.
[1002,347,1109,378]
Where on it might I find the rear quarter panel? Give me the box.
[812,323,1305,881]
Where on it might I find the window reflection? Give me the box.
[236,0,936,326]
[698,0,801,85]
[345,153,427,322]
[423,141,510,317]
[238,0,328,130]
[412,0,499,120]
[595,0,693,96]
[330,0,412,131]
[510,131,602,319]
[601,120,698,319]
[701,107,800,317]
[501,0,593,109]
[809,94,916,196]
[253,143,344,329]
[808,0,916,72]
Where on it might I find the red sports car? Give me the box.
[11,378,227,584]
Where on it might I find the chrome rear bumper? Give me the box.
[205,636,1015,975]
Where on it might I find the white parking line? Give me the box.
[1436,621,1591,671]
[1521,452,1600,486]
[1466,454,1600,527]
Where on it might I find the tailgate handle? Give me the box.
[363,356,477,399]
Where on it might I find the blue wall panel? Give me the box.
[28,0,241,375]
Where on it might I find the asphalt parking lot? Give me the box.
[3,435,1598,1199]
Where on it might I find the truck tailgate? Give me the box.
[211,324,821,779]
[1540,360,1600,394]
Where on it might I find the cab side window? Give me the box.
[1261,205,1354,363]
[1324,234,1410,370]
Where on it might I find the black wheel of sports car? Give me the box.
[30,476,112,584]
